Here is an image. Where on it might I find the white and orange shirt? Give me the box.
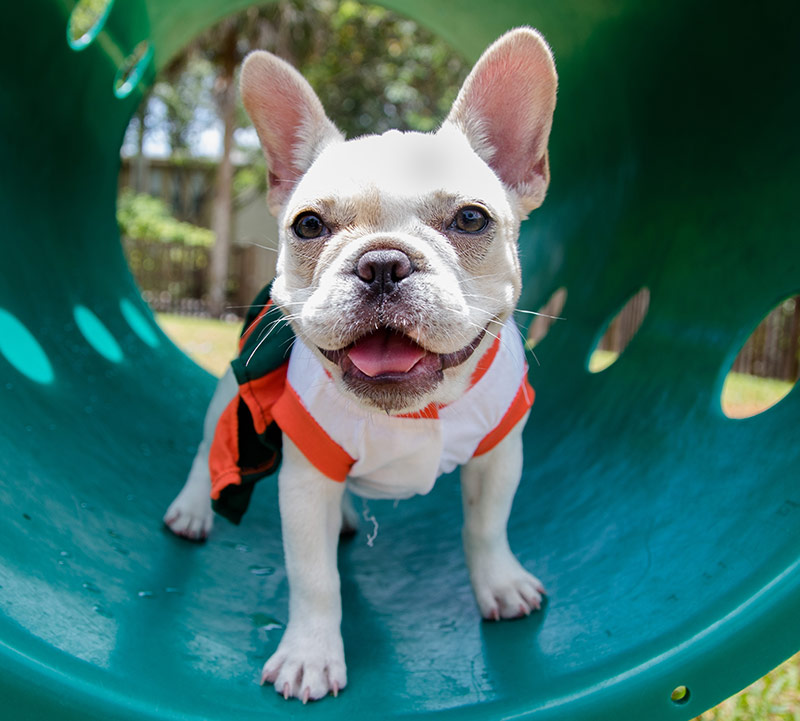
[210,308,533,519]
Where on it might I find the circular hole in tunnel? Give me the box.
[720,294,799,418]
[587,287,650,373]
[67,0,114,51]
[0,309,55,384]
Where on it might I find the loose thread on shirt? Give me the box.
[361,499,379,548]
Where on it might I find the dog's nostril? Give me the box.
[355,250,413,290]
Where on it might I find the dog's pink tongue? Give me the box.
[348,331,426,377]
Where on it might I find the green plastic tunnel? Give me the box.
[1,1,799,719]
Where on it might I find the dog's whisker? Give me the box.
[245,314,298,366]
[513,308,565,321]
[244,240,279,254]
[509,318,541,367]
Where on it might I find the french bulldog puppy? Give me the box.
[165,26,557,703]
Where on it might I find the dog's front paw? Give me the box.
[468,548,546,620]
[261,627,347,702]
[163,487,214,541]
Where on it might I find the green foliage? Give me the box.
[153,57,217,155]
[117,190,215,246]
[298,0,468,137]
[127,0,468,152]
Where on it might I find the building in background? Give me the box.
[119,155,277,316]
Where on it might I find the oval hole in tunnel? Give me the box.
[526,287,567,348]
[67,0,115,51]
[0,309,55,384]
[720,294,799,419]
[114,41,153,99]
[587,287,650,373]
[74,306,124,363]
[120,298,160,348]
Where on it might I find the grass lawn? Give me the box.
[157,314,799,720]
[720,372,795,419]
[157,313,242,377]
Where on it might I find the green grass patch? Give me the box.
[588,349,619,373]
[696,653,800,720]
[720,371,794,418]
[156,313,241,377]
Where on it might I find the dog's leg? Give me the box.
[262,435,347,702]
[340,490,359,537]
[460,414,545,619]
[163,367,238,540]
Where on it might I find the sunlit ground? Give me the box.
[157,313,242,376]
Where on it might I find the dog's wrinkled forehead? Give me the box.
[285,127,511,224]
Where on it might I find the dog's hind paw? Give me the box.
[163,489,214,541]
[261,628,347,702]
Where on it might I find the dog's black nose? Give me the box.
[355,249,413,293]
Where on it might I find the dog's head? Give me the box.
[241,28,557,413]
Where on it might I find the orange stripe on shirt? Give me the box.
[399,334,502,419]
[473,373,535,457]
[209,395,243,500]
[469,334,501,388]
[398,403,440,419]
[272,383,355,482]
[238,362,289,435]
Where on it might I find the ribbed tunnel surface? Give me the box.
[1,1,799,720]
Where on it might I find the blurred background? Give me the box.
[70,3,799,715]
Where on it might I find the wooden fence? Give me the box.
[730,296,800,381]
[123,237,267,318]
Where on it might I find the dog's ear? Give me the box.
[241,51,344,216]
[443,27,557,214]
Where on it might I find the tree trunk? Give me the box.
[133,99,148,193]
[207,30,238,318]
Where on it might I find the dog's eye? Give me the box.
[451,206,490,234]
[292,212,328,240]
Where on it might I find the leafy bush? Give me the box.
[117,190,215,247]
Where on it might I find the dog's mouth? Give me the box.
[318,328,486,382]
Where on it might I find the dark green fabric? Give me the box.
[230,282,295,386]
[0,2,798,721]
[212,283,293,524]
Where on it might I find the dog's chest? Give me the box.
[286,323,528,500]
